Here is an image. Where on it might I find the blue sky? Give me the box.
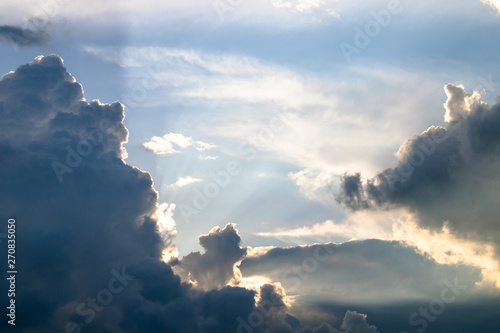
[2,0,500,332]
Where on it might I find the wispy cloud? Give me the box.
[170,176,203,189]
[198,155,218,160]
[256,209,397,243]
[86,46,437,172]
[83,45,337,110]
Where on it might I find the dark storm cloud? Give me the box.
[0,24,49,48]
[171,223,247,290]
[0,54,164,332]
[0,55,255,333]
[0,55,378,333]
[335,84,500,257]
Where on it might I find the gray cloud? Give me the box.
[334,311,378,333]
[239,239,500,333]
[335,84,500,258]
[240,239,482,303]
[0,24,49,48]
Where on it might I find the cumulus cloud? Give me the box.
[334,311,378,333]
[171,223,247,290]
[0,55,359,333]
[0,24,49,48]
[143,132,215,156]
[0,54,165,331]
[335,84,500,285]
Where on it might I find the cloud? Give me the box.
[5,54,497,333]
[171,223,247,290]
[240,239,483,303]
[0,54,363,333]
[272,0,340,19]
[86,45,441,178]
[84,46,337,111]
[170,176,203,189]
[335,84,500,286]
[256,209,397,244]
[333,311,378,333]
[0,24,49,48]
[0,54,164,331]
[288,168,340,207]
[480,0,500,14]
[143,132,215,155]
[294,310,379,333]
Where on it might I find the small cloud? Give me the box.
[143,132,215,155]
[170,176,202,189]
[272,0,340,19]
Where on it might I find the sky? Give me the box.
[1,0,500,332]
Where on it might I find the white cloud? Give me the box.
[194,141,216,151]
[288,168,339,206]
[257,209,397,244]
[143,132,215,155]
[170,176,203,189]
[83,45,337,110]
[480,0,500,14]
